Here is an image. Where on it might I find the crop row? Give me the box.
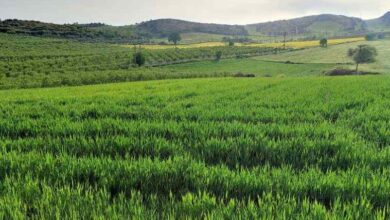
[1,176,386,219]
[0,78,388,171]
[2,153,390,209]
[0,46,287,76]
[1,76,390,218]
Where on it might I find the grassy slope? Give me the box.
[161,59,334,76]
[259,40,390,73]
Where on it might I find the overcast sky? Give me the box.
[1,0,390,26]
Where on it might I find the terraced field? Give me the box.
[1,76,390,218]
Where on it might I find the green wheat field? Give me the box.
[1,31,390,218]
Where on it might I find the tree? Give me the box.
[133,51,146,67]
[377,33,385,39]
[282,32,287,49]
[347,45,377,74]
[228,41,235,46]
[215,51,222,61]
[168,32,181,47]
[319,38,328,48]
[365,33,376,41]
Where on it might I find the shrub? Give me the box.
[326,68,380,76]
[133,52,146,67]
[320,38,328,47]
[348,45,377,73]
[232,72,256,77]
[215,51,222,61]
[262,73,272,77]
[365,34,376,41]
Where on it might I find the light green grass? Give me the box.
[259,40,390,73]
[162,58,335,76]
[2,76,390,218]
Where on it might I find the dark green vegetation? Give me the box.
[137,19,248,37]
[0,33,294,89]
[348,45,378,73]
[168,32,182,45]
[0,21,389,217]
[1,76,390,218]
[2,11,390,44]
[247,14,367,37]
[0,19,145,43]
[320,38,328,47]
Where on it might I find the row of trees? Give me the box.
[365,33,386,41]
[133,50,225,66]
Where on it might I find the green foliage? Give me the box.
[365,33,376,41]
[168,32,181,45]
[137,19,249,37]
[229,41,235,46]
[248,14,367,37]
[365,33,387,41]
[133,51,146,66]
[1,77,390,218]
[348,45,378,73]
[0,33,292,89]
[319,38,328,47]
[215,51,222,61]
[0,19,147,43]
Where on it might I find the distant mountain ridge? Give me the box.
[246,14,367,36]
[366,12,390,32]
[134,12,389,38]
[136,19,249,37]
[1,11,389,43]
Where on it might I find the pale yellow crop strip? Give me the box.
[121,37,365,50]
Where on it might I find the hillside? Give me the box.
[2,12,390,43]
[366,12,390,32]
[246,14,367,37]
[136,19,249,37]
[0,19,146,43]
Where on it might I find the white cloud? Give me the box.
[0,0,389,25]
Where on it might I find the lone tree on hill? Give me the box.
[348,45,377,74]
[168,32,181,47]
[320,38,328,47]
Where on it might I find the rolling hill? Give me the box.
[366,12,390,32]
[246,14,367,37]
[0,19,144,43]
[1,11,389,43]
[136,19,249,37]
